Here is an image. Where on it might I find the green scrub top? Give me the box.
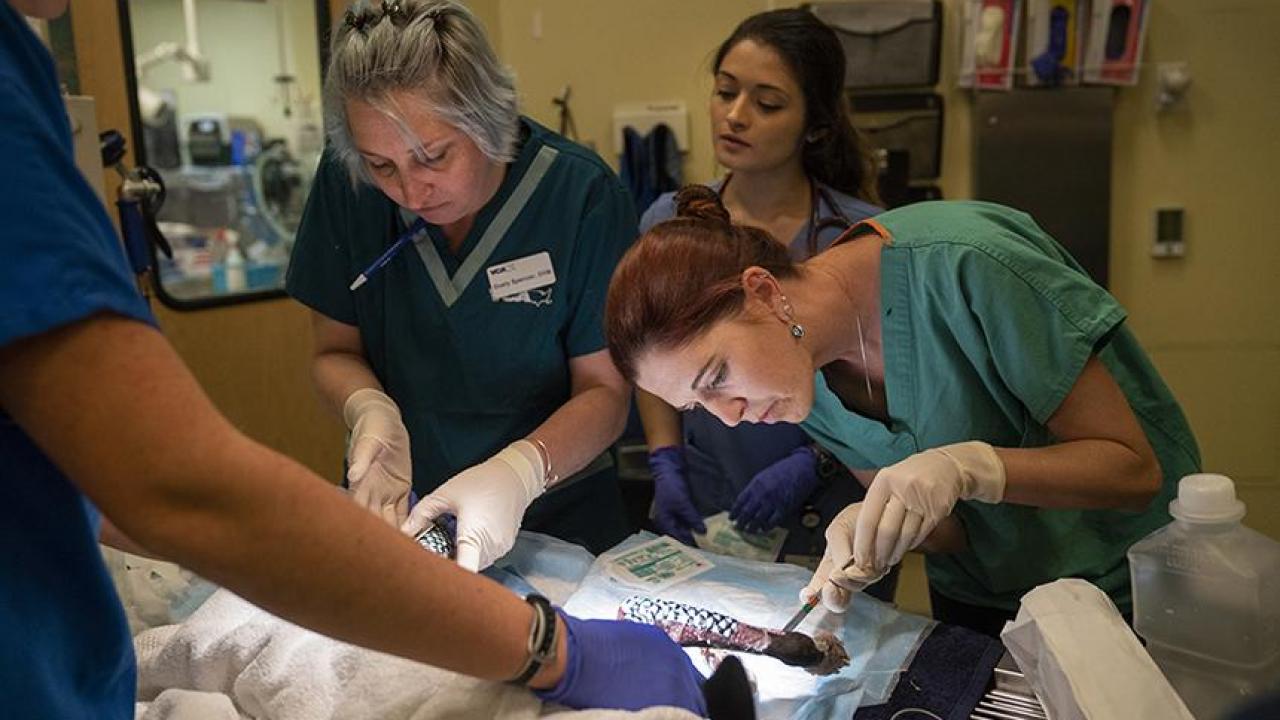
[287,118,637,497]
[800,201,1201,613]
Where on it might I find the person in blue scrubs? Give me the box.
[606,187,1200,637]
[287,0,633,571]
[0,2,705,715]
[636,9,891,592]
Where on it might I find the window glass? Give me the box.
[123,0,326,307]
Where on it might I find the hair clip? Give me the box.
[344,8,375,32]
[381,0,408,26]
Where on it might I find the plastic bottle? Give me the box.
[223,231,247,293]
[1129,473,1280,719]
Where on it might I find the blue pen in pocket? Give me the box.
[348,218,428,291]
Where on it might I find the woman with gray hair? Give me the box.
[288,0,635,573]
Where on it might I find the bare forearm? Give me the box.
[311,350,383,418]
[997,441,1160,511]
[997,356,1163,511]
[914,514,968,554]
[0,317,563,686]
[532,384,628,486]
[135,434,555,682]
[636,389,681,449]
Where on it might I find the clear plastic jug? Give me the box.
[1129,473,1280,719]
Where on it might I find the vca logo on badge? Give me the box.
[487,251,556,307]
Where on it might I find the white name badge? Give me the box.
[486,251,556,301]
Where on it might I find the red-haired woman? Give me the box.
[635,10,892,598]
[609,187,1200,637]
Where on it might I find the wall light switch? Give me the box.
[1152,207,1185,258]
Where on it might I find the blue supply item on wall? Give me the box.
[619,123,681,213]
[1030,5,1070,84]
[1026,0,1084,87]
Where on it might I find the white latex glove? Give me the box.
[855,441,1005,571]
[401,440,546,572]
[800,502,891,613]
[343,388,413,526]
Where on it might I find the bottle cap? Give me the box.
[1169,473,1245,524]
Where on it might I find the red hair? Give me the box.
[606,186,798,382]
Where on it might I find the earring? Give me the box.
[780,295,805,339]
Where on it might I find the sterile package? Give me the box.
[693,512,788,563]
[1000,579,1195,720]
[603,535,715,592]
[564,532,934,720]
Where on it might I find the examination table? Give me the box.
[109,532,1042,720]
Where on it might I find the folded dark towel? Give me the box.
[854,622,1005,720]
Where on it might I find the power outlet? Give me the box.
[1152,207,1185,258]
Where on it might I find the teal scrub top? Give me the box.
[800,201,1201,612]
[287,118,637,495]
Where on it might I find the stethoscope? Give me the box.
[720,173,855,257]
[807,182,859,256]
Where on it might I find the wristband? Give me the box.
[507,593,558,686]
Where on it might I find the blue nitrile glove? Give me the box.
[730,445,820,534]
[648,446,707,546]
[535,612,707,715]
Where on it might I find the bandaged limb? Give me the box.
[619,595,849,676]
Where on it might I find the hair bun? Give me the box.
[674,185,731,225]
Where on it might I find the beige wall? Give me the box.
[496,0,1280,539]
[498,0,776,184]
[1116,0,1279,538]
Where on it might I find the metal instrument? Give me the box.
[970,652,1048,720]
[780,599,816,634]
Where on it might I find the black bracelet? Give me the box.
[507,593,558,686]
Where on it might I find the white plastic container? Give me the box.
[1129,473,1280,719]
[221,231,247,293]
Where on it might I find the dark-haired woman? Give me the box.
[635,9,893,597]
[609,187,1201,637]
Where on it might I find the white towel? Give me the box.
[135,589,699,720]
[135,688,244,720]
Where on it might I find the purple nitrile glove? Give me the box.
[730,445,820,534]
[648,446,707,546]
[535,612,707,715]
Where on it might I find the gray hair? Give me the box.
[323,0,519,187]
